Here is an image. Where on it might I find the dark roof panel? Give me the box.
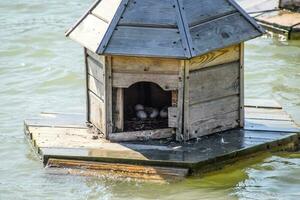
[67,0,264,58]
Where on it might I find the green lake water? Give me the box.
[0,0,300,199]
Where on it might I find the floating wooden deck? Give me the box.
[24,99,300,182]
[239,0,300,39]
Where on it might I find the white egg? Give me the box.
[160,108,168,118]
[135,104,144,111]
[149,108,159,119]
[136,110,147,120]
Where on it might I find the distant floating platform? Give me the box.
[255,10,300,39]
[239,0,300,39]
[24,99,300,182]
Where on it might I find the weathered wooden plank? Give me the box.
[87,56,104,83]
[256,10,300,28]
[183,60,190,141]
[189,45,240,71]
[104,26,186,58]
[119,0,177,27]
[183,0,237,27]
[168,107,178,128]
[109,128,174,142]
[86,49,105,64]
[190,12,261,57]
[189,95,240,124]
[176,61,185,141]
[113,88,124,131]
[245,107,292,121]
[46,159,189,182]
[112,72,179,91]
[245,118,300,132]
[92,0,122,22]
[189,61,240,105]
[239,43,245,127]
[104,56,113,136]
[69,14,108,52]
[111,56,180,74]
[245,98,282,109]
[84,49,90,123]
[189,95,240,138]
[190,111,240,138]
[25,113,86,129]
[88,91,106,133]
[88,75,104,100]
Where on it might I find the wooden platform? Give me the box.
[24,99,300,182]
[238,0,300,39]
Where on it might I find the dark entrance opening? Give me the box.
[123,82,172,131]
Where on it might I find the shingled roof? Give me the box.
[66,0,264,59]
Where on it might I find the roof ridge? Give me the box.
[96,0,130,54]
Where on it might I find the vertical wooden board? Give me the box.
[92,0,122,22]
[69,14,109,52]
[182,0,236,27]
[84,48,90,122]
[118,0,177,27]
[88,75,104,100]
[88,91,106,134]
[183,60,190,141]
[113,88,124,132]
[105,56,113,137]
[104,26,186,58]
[87,57,104,83]
[189,61,240,105]
[168,107,178,128]
[176,61,185,141]
[189,95,240,138]
[239,43,245,127]
[190,13,261,57]
[111,56,180,74]
[189,45,240,71]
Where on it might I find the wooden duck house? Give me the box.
[24,0,300,181]
[66,0,264,142]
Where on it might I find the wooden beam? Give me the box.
[183,60,190,141]
[176,61,185,141]
[114,88,124,131]
[109,128,174,142]
[46,158,189,183]
[240,43,245,127]
[105,56,113,138]
[84,48,90,123]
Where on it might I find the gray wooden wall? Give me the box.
[85,44,243,142]
[185,44,243,139]
[85,49,108,135]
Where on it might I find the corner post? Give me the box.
[105,56,113,139]
[183,60,190,141]
[83,48,90,123]
[239,43,245,127]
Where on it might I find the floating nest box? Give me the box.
[66,0,264,142]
